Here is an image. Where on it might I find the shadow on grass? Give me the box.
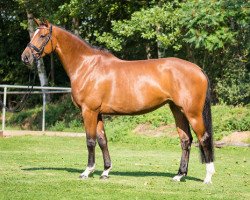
[22,167,203,182]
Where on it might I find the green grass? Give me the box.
[0,136,249,200]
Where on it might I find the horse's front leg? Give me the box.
[96,114,112,179]
[79,109,98,179]
[170,103,193,182]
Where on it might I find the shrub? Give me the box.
[212,105,250,140]
[215,63,250,105]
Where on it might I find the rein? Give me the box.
[0,69,37,113]
[27,25,53,59]
[1,26,53,112]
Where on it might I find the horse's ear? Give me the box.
[44,19,50,27]
[34,18,41,26]
[41,18,50,27]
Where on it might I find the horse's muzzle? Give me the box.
[22,54,30,65]
[21,50,34,66]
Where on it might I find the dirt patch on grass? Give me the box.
[133,123,178,137]
[1,130,85,138]
[219,131,250,146]
[133,124,250,147]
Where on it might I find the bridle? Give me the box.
[2,25,53,112]
[27,25,53,60]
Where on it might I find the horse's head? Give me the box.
[21,18,55,66]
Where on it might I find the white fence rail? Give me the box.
[0,85,71,132]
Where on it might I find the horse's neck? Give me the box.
[54,26,95,79]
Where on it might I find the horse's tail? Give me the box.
[199,74,214,163]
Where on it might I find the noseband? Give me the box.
[27,25,53,59]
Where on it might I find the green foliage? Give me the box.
[215,66,250,105]
[50,119,83,132]
[94,31,123,51]
[180,0,237,51]
[212,105,250,140]
[95,0,250,104]
[104,107,174,142]
[6,95,81,131]
[45,96,81,128]
[96,3,180,52]
[0,0,30,84]
[7,106,42,130]
[0,0,249,105]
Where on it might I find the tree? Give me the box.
[95,0,250,104]
[26,12,49,88]
[0,0,30,84]
[17,0,70,87]
[177,0,250,104]
[0,0,248,105]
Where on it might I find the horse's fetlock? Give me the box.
[104,162,112,170]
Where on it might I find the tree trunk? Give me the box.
[27,12,49,87]
[146,43,151,59]
[156,24,164,58]
[72,17,80,36]
[27,12,50,101]
[155,0,165,58]
[50,53,55,85]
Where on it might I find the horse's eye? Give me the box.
[40,35,46,38]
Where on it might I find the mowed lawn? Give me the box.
[0,136,249,200]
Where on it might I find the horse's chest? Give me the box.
[71,80,102,110]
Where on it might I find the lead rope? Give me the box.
[0,67,37,113]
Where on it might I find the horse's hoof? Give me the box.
[203,178,212,184]
[79,174,88,179]
[100,175,109,180]
[172,175,183,182]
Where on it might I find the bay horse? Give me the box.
[21,19,215,184]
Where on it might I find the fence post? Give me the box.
[1,87,7,131]
[42,92,46,132]
[0,84,71,133]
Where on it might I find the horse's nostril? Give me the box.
[22,55,30,64]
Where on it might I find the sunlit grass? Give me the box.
[0,136,249,200]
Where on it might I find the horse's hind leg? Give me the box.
[186,112,215,184]
[96,114,112,179]
[170,103,193,182]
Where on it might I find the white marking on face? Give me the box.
[32,29,40,39]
